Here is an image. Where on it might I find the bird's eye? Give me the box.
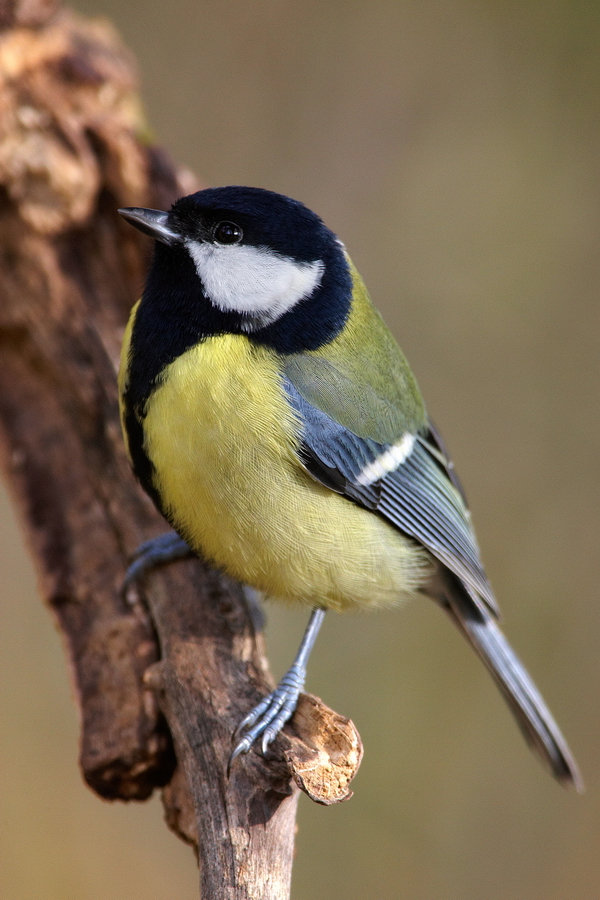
[213,221,243,245]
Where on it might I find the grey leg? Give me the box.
[229,607,326,768]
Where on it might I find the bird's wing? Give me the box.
[283,364,498,618]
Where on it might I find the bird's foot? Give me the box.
[123,531,193,595]
[228,662,306,770]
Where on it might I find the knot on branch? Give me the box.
[282,693,363,805]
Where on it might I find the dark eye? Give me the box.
[213,221,243,245]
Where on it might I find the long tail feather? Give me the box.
[433,572,583,791]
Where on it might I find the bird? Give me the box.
[117,185,581,787]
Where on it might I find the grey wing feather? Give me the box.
[285,378,497,616]
[379,438,498,616]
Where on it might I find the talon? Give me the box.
[227,737,253,775]
[261,731,276,754]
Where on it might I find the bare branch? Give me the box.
[0,3,362,897]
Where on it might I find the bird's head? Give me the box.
[119,186,352,352]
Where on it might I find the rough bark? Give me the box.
[0,3,362,898]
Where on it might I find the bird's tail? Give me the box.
[431,571,583,791]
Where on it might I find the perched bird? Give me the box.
[118,186,581,786]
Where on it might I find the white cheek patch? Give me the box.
[355,433,416,486]
[185,239,324,327]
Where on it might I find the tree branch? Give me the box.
[0,3,362,897]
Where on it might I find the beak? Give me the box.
[118,207,181,246]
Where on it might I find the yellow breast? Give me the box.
[141,334,426,611]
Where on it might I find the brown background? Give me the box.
[1,1,599,898]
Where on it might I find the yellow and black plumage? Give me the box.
[118,186,581,786]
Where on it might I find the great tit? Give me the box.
[118,186,581,787]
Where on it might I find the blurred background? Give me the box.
[1,0,599,897]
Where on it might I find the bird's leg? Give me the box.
[125,537,326,768]
[229,606,326,768]
[123,530,194,591]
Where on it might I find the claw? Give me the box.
[228,665,305,770]
[227,736,254,776]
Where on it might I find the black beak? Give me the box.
[118,207,181,246]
